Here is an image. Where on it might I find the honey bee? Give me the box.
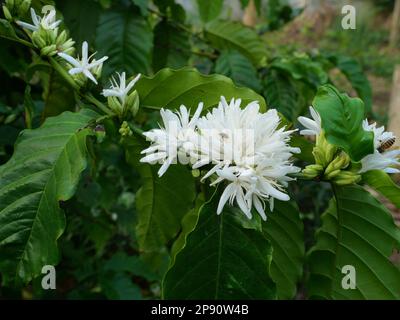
[377,137,396,153]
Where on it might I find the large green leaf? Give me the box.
[313,84,374,161]
[124,137,196,252]
[262,201,304,299]
[135,67,266,111]
[0,109,98,284]
[57,0,101,46]
[163,196,276,299]
[262,69,299,121]
[326,54,372,113]
[95,10,153,78]
[363,170,400,209]
[308,185,400,299]
[196,0,223,23]
[204,20,266,67]
[152,20,190,72]
[215,50,261,92]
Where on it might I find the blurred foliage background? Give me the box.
[0,0,399,299]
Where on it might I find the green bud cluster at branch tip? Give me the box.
[301,131,361,185]
[14,7,75,57]
[119,121,133,137]
[3,0,31,21]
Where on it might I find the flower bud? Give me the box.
[333,171,361,186]
[125,90,140,117]
[107,96,123,114]
[119,121,133,137]
[192,169,200,178]
[31,32,46,48]
[40,44,57,56]
[3,5,13,21]
[301,164,324,179]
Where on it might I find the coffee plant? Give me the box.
[0,0,399,300]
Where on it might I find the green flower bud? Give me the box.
[3,5,13,21]
[192,169,200,178]
[301,164,324,179]
[107,96,123,115]
[125,90,140,117]
[325,152,350,176]
[315,131,338,167]
[56,30,67,45]
[324,169,341,180]
[32,32,46,48]
[333,171,361,186]
[119,121,133,137]
[40,44,57,56]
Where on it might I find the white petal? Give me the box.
[88,56,108,68]
[16,21,38,31]
[158,158,173,177]
[83,69,98,84]
[253,196,267,221]
[217,183,236,214]
[82,41,89,62]
[58,52,81,68]
[125,73,141,92]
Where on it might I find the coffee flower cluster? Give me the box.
[298,107,400,176]
[140,97,301,220]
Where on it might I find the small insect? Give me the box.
[378,137,396,153]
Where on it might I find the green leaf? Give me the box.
[215,50,262,92]
[152,20,190,72]
[95,10,153,77]
[271,55,328,89]
[308,185,400,299]
[0,109,98,284]
[163,196,277,299]
[0,18,18,41]
[135,67,266,112]
[205,20,266,67]
[131,0,149,16]
[262,201,305,299]
[363,170,400,209]
[197,0,223,23]
[262,69,300,121]
[41,69,76,120]
[290,135,314,163]
[312,84,374,161]
[326,54,372,113]
[101,273,142,300]
[124,137,196,252]
[57,0,101,46]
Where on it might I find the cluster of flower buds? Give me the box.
[16,7,74,57]
[2,0,31,21]
[298,106,398,184]
[302,131,360,185]
[119,121,133,137]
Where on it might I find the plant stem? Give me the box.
[85,93,113,116]
[48,57,80,91]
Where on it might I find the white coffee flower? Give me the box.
[297,106,321,136]
[16,8,61,32]
[196,97,300,220]
[360,120,399,173]
[140,103,203,177]
[58,41,108,85]
[102,72,141,104]
[297,109,400,174]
